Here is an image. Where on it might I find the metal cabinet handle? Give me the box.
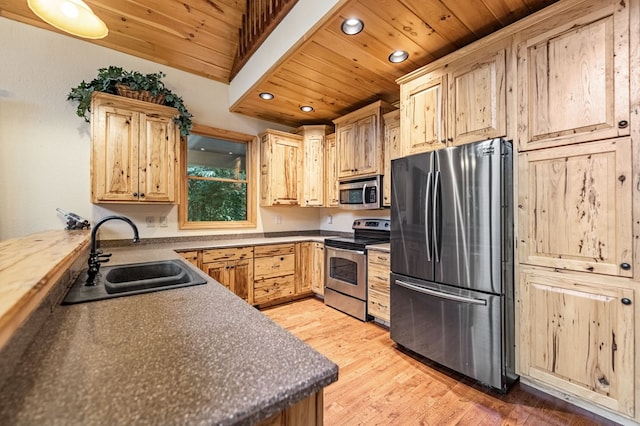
[621,263,631,270]
[622,298,632,305]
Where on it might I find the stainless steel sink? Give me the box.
[63,260,207,304]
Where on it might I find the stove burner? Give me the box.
[324,218,390,251]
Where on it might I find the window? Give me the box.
[179,124,256,229]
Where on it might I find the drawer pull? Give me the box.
[622,298,632,305]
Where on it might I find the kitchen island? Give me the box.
[0,231,338,425]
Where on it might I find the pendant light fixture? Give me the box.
[27,0,108,39]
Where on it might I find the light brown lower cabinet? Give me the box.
[202,247,254,304]
[253,244,296,305]
[177,250,201,268]
[367,250,390,322]
[258,390,323,426]
[297,242,325,296]
[182,241,326,307]
[518,267,634,418]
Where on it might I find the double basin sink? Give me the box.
[63,259,207,304]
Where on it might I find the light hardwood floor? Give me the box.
[262,297,619,426]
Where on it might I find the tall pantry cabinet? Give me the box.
[515,0,636,419]
[397,0,639,422]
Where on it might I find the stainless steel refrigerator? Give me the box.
[390,138,517,391]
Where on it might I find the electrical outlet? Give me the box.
[159,216,168,227]
[327,215,333,224]
[275,215,282,224]
[145,216,155,228]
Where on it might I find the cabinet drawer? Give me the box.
[254,243,296,257]
[253,275,295,304]
[202,246,253,263]
[177,250,200,267]
[368,270,390,295]
[368,251,390,266]
[368,289,390,322]
[254,254,296,279]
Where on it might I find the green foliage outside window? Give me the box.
[187,166,247,222]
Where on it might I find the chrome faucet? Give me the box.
[86,215,140,286]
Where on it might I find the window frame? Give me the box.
[179,123,257,229]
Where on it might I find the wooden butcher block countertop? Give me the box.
[0,230,90,350]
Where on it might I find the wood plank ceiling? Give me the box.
[0,0,557,128]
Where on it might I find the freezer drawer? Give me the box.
[390,273,513,390]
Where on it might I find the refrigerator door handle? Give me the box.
[433,170,441,262]
[424,171,432,261]
[396,280,488,306]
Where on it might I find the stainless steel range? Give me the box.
[324,218,390,321]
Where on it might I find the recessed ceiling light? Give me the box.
[388,50,409,63]
[341,18,364,35]
[259,92,274,100]
[200,148,205,151]
[228,152,233,155]
[300,105,314,112]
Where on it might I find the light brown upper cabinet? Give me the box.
[517,0,629,151]
[399,49,506,155]
[259,129,302,206]
[91,92,179,203]
[518,137,633,278]
[324,133,339,207]
[382,110,401,207]
[448,49,506,146]
[333,101,396,179]
[293,125,333,207]
[400,72,446,154]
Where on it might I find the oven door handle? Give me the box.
[395,280,487,306]
[326,246,365,256]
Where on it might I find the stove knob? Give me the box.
[385,222,389,227]
[355,221,360,226]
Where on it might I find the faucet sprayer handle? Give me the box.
[96,253,112,263]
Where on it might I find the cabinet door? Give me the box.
[517,2,629,150]
[448,49,506,146]
[138,113,178,202]
[337,122,357,178]
[352,114,379,176]
[383,110,401,207]
[230,258,253,304]
[324,134,339,207]
[296,242,313,294]
[301,132,324,207]
[264,133,301,205]
[518,138,632,277]
[519,268,634,416]
[311,242,325,295]
[401,73,447,155]
[204,261,230,289]
[92,105,139,202]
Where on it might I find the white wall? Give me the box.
[0,18,336,240]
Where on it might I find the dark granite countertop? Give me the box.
[0,243,338,425]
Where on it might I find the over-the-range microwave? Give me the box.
[338,175,383,209]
